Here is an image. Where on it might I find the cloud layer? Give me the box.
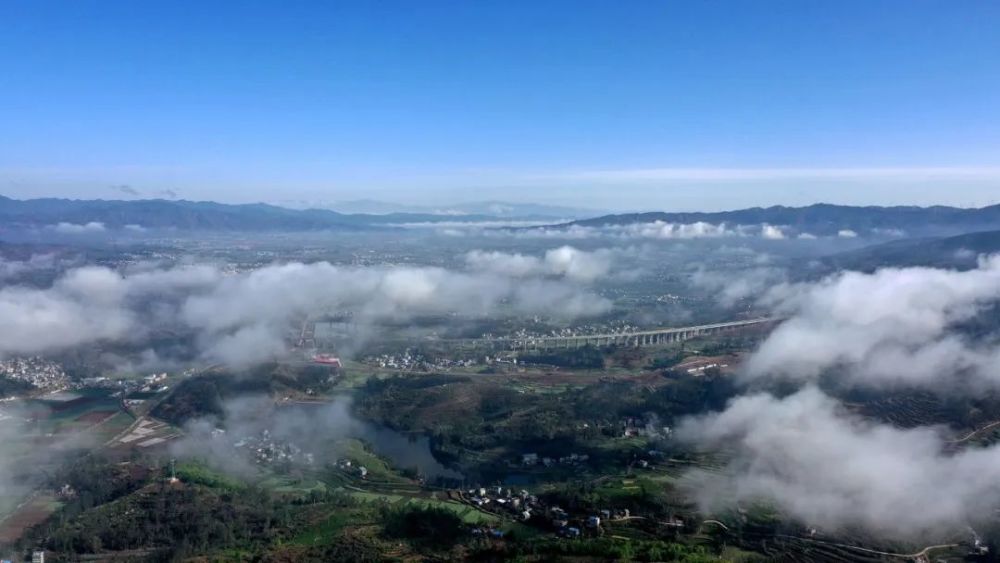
[678,386,1000,540]
[745,255,1000,390]
[464,246,614,282]
[0,260,610,365]
[691,266,788,307]
[0,254,60,281]
[678,254,1000,541]
[50,221,106,234]
[501,221,813,241]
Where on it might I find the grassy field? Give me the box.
[338,438,414,484]
[0,493,63,545]
[285,477,499,548]
[288,507,374,546]
[342,490,499,525]
[91,410,136,441]
[26,389,128,435]
[175,461,247,490]
[263,476,328,494]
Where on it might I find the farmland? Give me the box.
[5,327,998,563]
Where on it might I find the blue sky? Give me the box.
[1,1,998,211]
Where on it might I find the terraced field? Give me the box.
[0,493,62,546]
[853,392,953,429]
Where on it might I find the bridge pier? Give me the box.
[475,318,773,353]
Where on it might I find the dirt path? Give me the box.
[771,533,958,559]
[701,521,959,559]
[948,419,1000,444]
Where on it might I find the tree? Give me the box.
[382,505,465,549]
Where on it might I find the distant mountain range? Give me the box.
[4,196,1000,237]
[275,198,599,219]
[565,203,1000,237]
[0,195,543,232]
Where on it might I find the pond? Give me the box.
[279,397,463,481]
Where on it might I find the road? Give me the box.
[772,534,959,560]
[948,419,1000,444]
[701,522,960,559]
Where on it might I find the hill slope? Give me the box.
[0,196,503,231]
[565,203,1000,237]
[821,229,1000,271]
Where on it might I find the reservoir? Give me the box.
[279,397,463,481]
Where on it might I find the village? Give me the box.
[0,357,68,390]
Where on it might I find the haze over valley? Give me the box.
[3,1,1000,561]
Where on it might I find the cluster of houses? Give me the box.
[463,485,641,539]
[365,351,424,370]
[365,351,491,372]
[482,355,518,366]
[548,507,633,538]
[0,356,68,389]
[620,417,672,439]
[232,429,315,467]
[139,373,169,392]
[57,483,77,500]
[466,486,538,522]
[335,458,369,479]
[88,372,172,391]
[500,320,643,342]
[683,361,728,376]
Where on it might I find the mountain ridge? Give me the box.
[4,196,1000,234]
[820,229,1000,271]
[559,202,1000,237]
[0,195,521,231]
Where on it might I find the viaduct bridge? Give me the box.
[453,317,777,351]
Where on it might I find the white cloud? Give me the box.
[873,228,905,237]
[464,246,614,282]
[494,224,602,240]
[745,255,1000,390]
[0,268,136,354]
[677,254,1000,541]
[691,266,788,307]
[501,221,804,241]
[0,261,610,365]
[0,254,58,280]
[837,229,858,238]
[621,221,734,239]
[760,224,786,240]
[678,386,1000,540]
[50,221,106,234]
